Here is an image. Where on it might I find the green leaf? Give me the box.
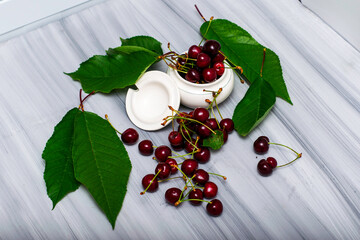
[232,77,276,136]
[202,130,224,150]
[72,111,132,229]
[42,108,81,209]
[200,19,292,104]
[120,35,163,56]
[65,46,159,93]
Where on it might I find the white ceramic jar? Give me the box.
[167,66,235,109]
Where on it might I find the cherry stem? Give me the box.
[105,114,122,135]
[172,165,195,191]
[260,48,266,78]
[140,170,161,195]
[179,198,212,204]
[208,172,227,180]
[268,142,300,156]
[195,4,207,22]
[277,153,302,168]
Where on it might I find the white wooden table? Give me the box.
[1,0,360,239]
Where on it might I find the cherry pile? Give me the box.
[137,90,234,216]
[253,136,302,176]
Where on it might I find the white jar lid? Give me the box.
[125,70,180,131]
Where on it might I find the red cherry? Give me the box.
[193,107,209,123]
[257,159,272,176]
[181,159,198,176]
[188,45,202,59]
[202,40,221,56]
[168,131,183,147]
[155,162,171,179]
[165,188,182,205]
[253,137,269,154]
[188,189,204,206]
[141,174,158,192]
[165,158,178,174]
[213,62,225,76]
[206,199,223,216]
[194,147,211,163]
[121,128,139,145]
[203,181,218,199]
[138,140,153,156]
[205,118,219,130]
[196,53,211,68]
[193,169,209,185]
[212,53,225,63]
[220,118,234,133]
[154,145,172,162]
[202,68,217,83]
[267,157,277,168]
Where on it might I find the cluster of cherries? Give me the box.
[135,91,233,216]
[161,39,241,84]
[253,136,302,176]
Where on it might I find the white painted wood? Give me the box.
[0,0,359,239]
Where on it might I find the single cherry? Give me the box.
[220,118,234,133]
[165,187,182,206]
[168,131,183,147]
[193,107,209,123]
[165,158,178,174]
[197,124,211,138]
[155,162,171,179]
[196,52,211,68]
[188,189,204,206]
[185,68,200,83]
[181,159,198,176]
[193,169,209,185]
[205,118,218,130]
[202,68,217,83]
[121,128,139,145]
[203,181,218,199]
[202,40,221,56]
[206,199,223,216]
[154,145,172,162]
[138,140,153,156]
[141,174,159,192]
[266,157,277,168]
[188,45,202,59]
[194,147,210,163]
[257,159,272,176]
[253,137,269,154]
[213,62,225,76]
[212,53,225,63]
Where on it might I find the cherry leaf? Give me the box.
[120,35,163,56]
[232,77,276,136]
[200,19,292,104]
[72,111,132,229]
[42,108,81,209]
[202,130,224,150]
[65,45,159,93]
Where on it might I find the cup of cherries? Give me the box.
[165,40,238,108]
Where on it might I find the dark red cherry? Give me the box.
[165,187,182,205]
[188,45,202,59]
[197,124,211,138]
[177,55,187,66]
[196,53,211,68]
[141,174,159,192]
[212,53,225,63]
[266,157,277,168]
[168,131,183,147]
[181,159,198,176]
[193,169,209,185]
[155,145,172,162]
[257,159,273,176]
[258,136,270,142]
[205,118,219,130]
[203,40,221,56]
[165,158,178,174]
[193,107,209,123]
[184,138,200,153]
[194,147,211,163]
[254,137,269,154]
[206,199,223,216]
[138,140,153,156]
[202,68,217,83]
[121,128,139,145]
[188,189,204,206]
[213,62,225,76]
[220,118,234,133]
[185,68,200,83]
[203,181,218,199]
[155,162,171,179]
